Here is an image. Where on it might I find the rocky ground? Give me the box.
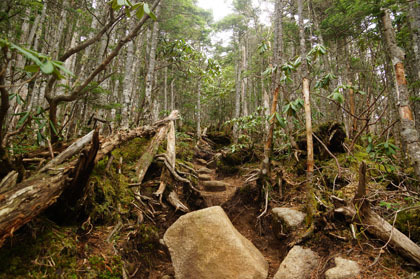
[0,129,418,279]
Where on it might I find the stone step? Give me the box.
[196,158,207,165]
[198,174,211,181]
[202,181,228,192]
[197,167,212,174]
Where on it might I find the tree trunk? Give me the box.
[121,21,136,129]
[0,130,98,246]
[381,9,420,178]
[298,0,316,227]
[197,80,202,138]
[241,43,248,117]
[143,4,161,123]
[233,51,242,143]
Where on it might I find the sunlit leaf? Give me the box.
[40,60,54,74]
[24,64,40,73]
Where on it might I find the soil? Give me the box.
[0,133,417,279]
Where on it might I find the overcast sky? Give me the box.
[196,0,273,49]
[196,0,233,22]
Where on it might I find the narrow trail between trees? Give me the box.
[192,133,286,278]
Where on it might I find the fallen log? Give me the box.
[155,121,176,198]
[335,162,420,266]
[0,130,98,246]
[135,110,179,184]
[0,112,176,246]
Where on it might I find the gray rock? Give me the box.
[325,257,360,279]
[197,167,212,174]
[274,246,320,279]
[272,207,306,238]
[272,207,306,228]
[163,206,268,279]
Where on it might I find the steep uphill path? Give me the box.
[193,134,245,206]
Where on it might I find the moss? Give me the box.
[395,207,420,244]
[86,171,133,224]
[177,140,195,162]
[0,221,78,278]
[217,159,240,175]
[86,255,123,279]
[111,137,149,164]
[296,121,346,160]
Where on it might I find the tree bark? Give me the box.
[0,130,98,246]
[298,0,316,227]
[381,9,420,178]
[143,3,161,123]
[121,21,136,129]
[233,49,242,143]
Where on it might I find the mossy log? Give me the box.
[296,121,346,159]
[0,130,98,246]
[0,112,178,246]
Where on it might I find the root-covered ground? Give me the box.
[0,128,418,278]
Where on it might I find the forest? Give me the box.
[0,0,420,278]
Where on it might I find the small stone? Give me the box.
[273,246,320,279]
[325,257,360,279]
[198,174,211,181]
[272,207,306,228]
[202,180,228,192]
[197,167,212,174]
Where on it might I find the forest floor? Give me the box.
[0,128,418,279]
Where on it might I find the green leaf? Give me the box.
[24,64,40,73]
[148,11,157,21]
[366,144,372,153]
[49,119,59,136]
[53,68,65,80]
[111,0,120,10]
[51,61,74,76]
[37,130,43,144]
[142,3,157,20]
[143,3,150,14]
[40,60,54,74]
[17,111,30,128]
[328,91,344,104]
[15,94,23,105]
[275,112,286,128]
[10,43,43,66]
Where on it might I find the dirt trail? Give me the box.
[192,138,286,278]
[193,159,243,206]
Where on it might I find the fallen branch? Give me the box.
[335,162,420,266]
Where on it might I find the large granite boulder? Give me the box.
[163,206,268,279]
